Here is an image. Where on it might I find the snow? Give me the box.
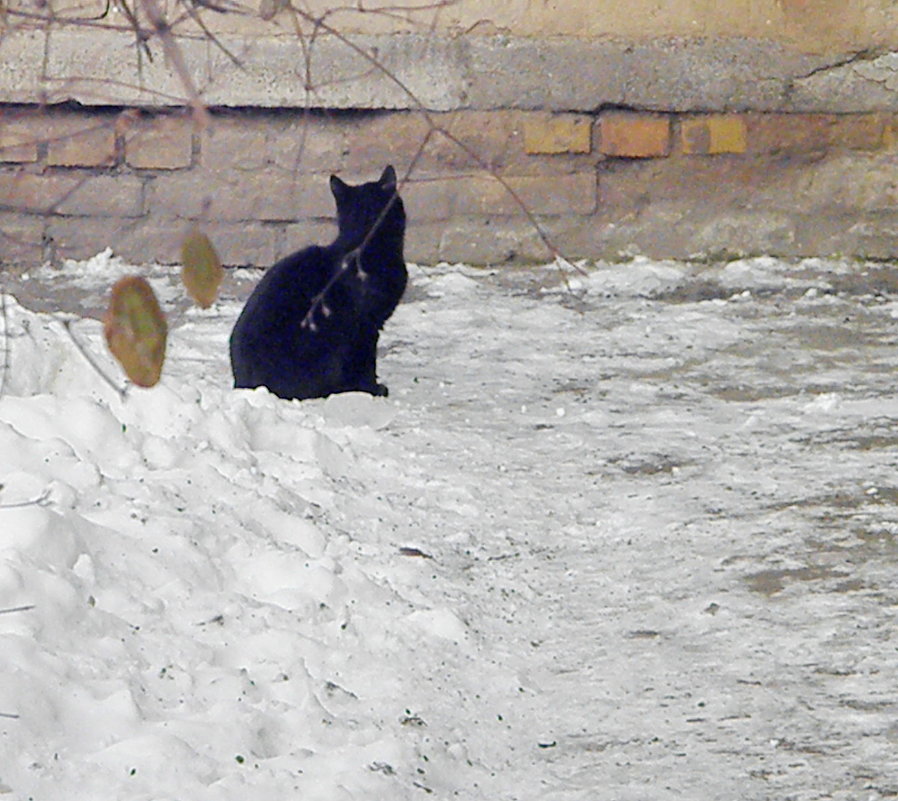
[1,253,898,800]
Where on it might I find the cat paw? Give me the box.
[373,383,389,397]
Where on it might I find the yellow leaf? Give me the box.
[181,228,223,309]
[104,276,167,388]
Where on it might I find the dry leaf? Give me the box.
[104,276,167,388]
[181,227,223,309]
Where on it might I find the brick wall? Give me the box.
[2,105,898,267]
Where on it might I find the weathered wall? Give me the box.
[2,0,898,267]
[7,0,897,48]
[3,28,898,113]
[4,106,897,266]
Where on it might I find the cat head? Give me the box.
[329,165,405,251]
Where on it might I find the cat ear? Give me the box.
[330,175,349,202]
[379,165,397,193]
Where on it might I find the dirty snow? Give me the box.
[1,254,897,800]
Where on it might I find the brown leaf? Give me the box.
[104,276,167,388]
[181,227,223,309]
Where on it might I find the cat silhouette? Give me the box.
[229,165,407,400]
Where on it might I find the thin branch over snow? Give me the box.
[62,320,129,401]
[0,605,36,615]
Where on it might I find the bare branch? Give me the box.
[179,2,245,68]
[1,0,575,331]
[136,0,210,128]
[62,320,129,401]
[278,4,578,324]
[301,127,436,330]
[0,605,36,615]
[285,8,573,267]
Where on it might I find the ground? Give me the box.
[0,253,896,800]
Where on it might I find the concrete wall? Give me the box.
[7,0,897,48]
[2,0,898,267]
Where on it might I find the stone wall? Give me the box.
[2,0,898,267]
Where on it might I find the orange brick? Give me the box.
[125,115,194,170]
[747,114,833,154]
[599,112,670,158]
[746,113,884,154]
[825,114,884,150]
[681,115,747,155]
[367,110,596,178]
[523,113,592,155]
[45,116,117,167]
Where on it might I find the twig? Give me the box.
[281,6,582,297]
[61,320,129,401]
[291,10,574,264]
[0,605,36,615]
[114,0,154,61]
[4,7,152,35]
[179,2,245,68]
[301,128,435,330]
[283,6,581,324]
[137,0,211,129]
[4,0,579,327]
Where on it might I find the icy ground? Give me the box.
[1,253,897,801]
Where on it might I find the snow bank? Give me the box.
[0,292,514,800]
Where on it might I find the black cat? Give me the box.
[229,165,407,400]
